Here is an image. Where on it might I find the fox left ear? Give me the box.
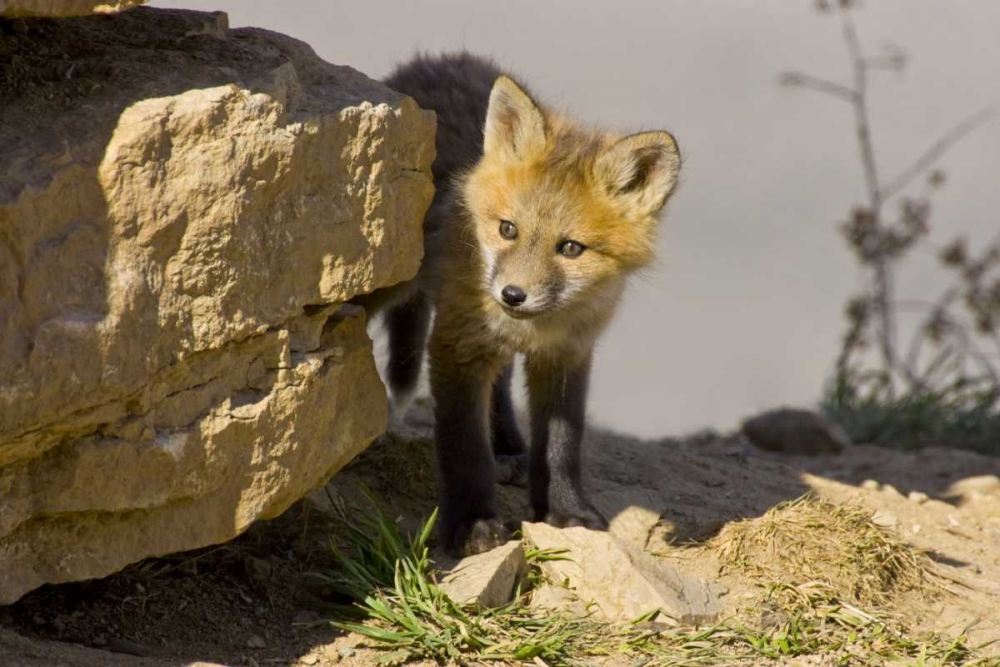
[483,76,547,159]
[594,131,681,217]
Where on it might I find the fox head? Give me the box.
[461,75,681,321]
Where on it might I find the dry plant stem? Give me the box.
[841,8,897,397]
[783,4,995,396]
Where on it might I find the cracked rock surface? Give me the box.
[0,7,435,603]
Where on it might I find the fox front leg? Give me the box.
[526,350,608,530]
[428,334,513,556]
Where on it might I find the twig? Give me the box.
[779,72,856,102]
[881,107,996,201]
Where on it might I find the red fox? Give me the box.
[363,53,681,555]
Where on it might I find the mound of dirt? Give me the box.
[714,496,932,604]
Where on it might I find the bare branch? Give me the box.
[779,72,856,102]
[839,7,901,393]
[863,55,906,71]
[881,107,996,200]
[896,294,1000,387]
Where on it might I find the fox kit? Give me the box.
[366,53,680,555]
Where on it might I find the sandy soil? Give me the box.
[2,400,999,666]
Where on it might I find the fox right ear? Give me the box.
[483,76,547,159]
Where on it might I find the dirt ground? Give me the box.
[2,399,999,666]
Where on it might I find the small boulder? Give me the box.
[742,408,850,456]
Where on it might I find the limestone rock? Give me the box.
[437,541,527,608]
[0,0,143,17]
[522,523,723,624]
[0,7,435,603]
[742,408,850,456]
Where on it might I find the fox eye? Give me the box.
[499,220,518,240]
[558,240,586,258]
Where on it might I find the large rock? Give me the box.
[0,8,435,603]
[0,0,143,17]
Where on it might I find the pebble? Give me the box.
[339,647,356,658]
[322,645,341,663]
[871,510,898,529]
[881,484,903,498]
[299,654,319,666]
[246,634,266,649]
[860,479,880,491]
[293,610,320,624]
[908,491,929,504]
[107,637,151,657]
[911,523,922,534]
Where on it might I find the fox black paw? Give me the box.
[541,507,609,531]
[442,517,518,557]
[494,454,528,487]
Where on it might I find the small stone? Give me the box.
[871,510,898,529]
[321,645,341,663]
[339,647,356,658]
[911,523,922,534]
[741,408,849,456]
[438,540,528,608]
[293,609,321,624]
[245,556,273,582]
[299,654,319,666]
[881,484,903,498]
[908,491,929,504]
[246,634,266,649]
[860,479,881,491]
[107,637,151,657]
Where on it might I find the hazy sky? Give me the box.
[152,0,1000,437]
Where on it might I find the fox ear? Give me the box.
[483,76,547,159]
[594,131,680,217]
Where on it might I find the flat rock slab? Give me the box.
[437,540,527,608]
[522,522,724,624]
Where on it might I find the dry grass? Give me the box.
[714,495,935,605]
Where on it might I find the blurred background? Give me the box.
[151,0,1000,438]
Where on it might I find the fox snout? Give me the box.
[489,267,563,317]
[500,284,527,307]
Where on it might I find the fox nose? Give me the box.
[501,285,527,307]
